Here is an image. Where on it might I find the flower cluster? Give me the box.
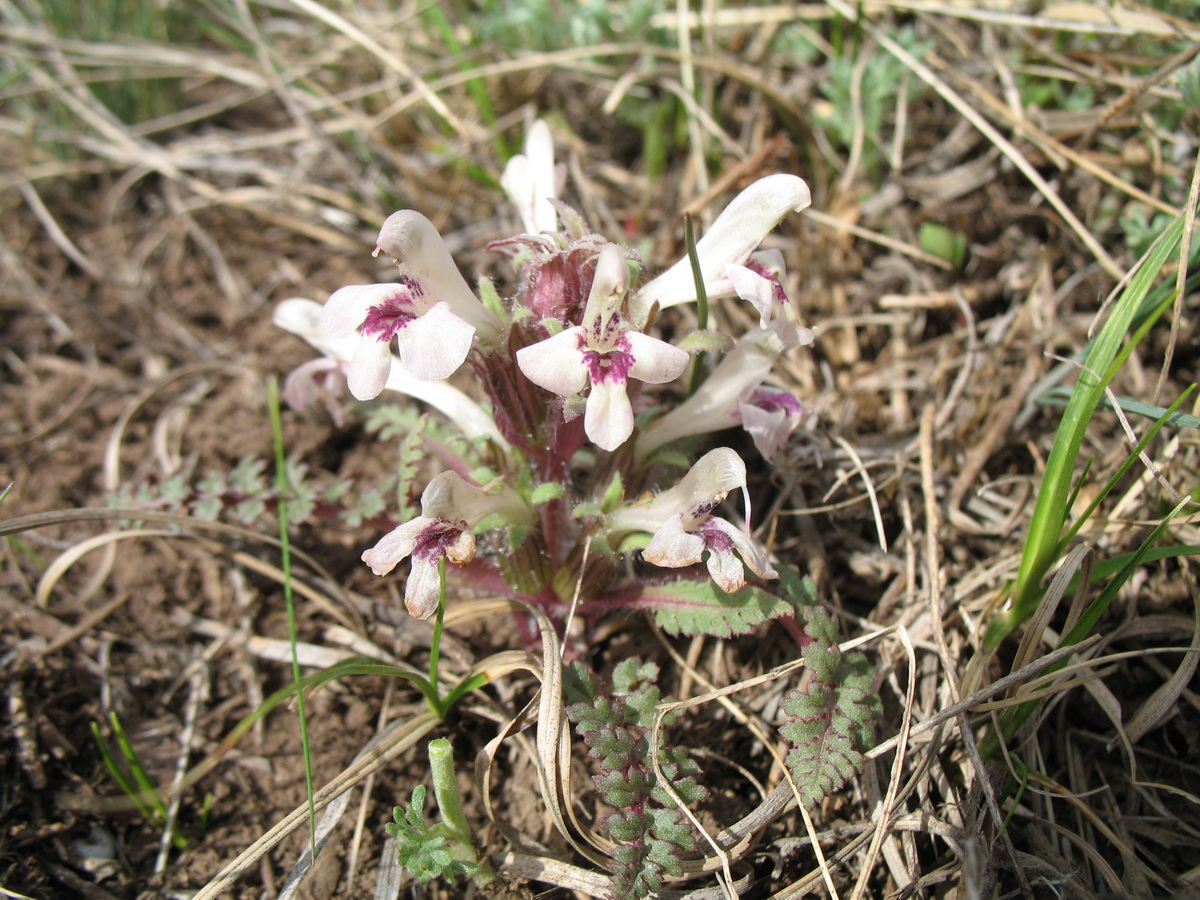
[277,122,814,630]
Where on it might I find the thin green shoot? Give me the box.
[1055,385,1195,554]
[998,762,1029,837]
[684,213,709,331]
[1036,387,1200,431]
[428,737,494,881]
[97,657,444,816]
[417,558,490,716]
[440,672,491,711]
[268,376,316,859]
[988,209,1188,649]
[995,491,1197,742]
[421,5,507,161]
[1059,492,1196,648]
[1019,266,1200,427]
[90,713,187,850]
[684,213,709,398]
[426,557,448,717]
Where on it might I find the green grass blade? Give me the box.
[91,720,158,820]
[1056,385,1195,553]
[268,377,316,858]
[1060,493,1196,647]
[108,712,168,818]
[989,210,1188,649]
[421,5,506,160]
[995,493,1196,740]
[1037,386,1200,430]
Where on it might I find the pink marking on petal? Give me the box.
[744,258,791,307]
[410,519,470,564]
[361,290,418,342]
[696,518,736,554]
[748,387,804,416]
[582,332,635,386]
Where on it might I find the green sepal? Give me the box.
[600,471,623,513]
[473,513,506,533]
[642,448,692,472]
[531,481,566,505]
[616,532,651,553]
[469,466,499,484]
[477,276,505,319]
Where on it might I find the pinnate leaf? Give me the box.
[608,566,817,637]
[386,784,477,883]
[780,606,881,809]
[566,659,709,899]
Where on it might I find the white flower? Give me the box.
[629,174,811,327]
[361,472,531,619]
[635,329,782,459]
[319,280,477,391]
[607,448,777,593]
[516,244,690,451]
[373,211,503,342]
[274,297,509,447]
[725,249,814,349]
[500,120,564,235]
[317,211,503,398]
[737,386,807,460]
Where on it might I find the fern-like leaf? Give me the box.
[599,566,817,638]
[394,413,428,522]
[566,660,708,900]
[780,605,881,809]
[386,784,477,884]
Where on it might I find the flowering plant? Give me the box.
[277,122,819,639]
[275,122,883,899]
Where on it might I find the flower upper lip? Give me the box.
[628,174,812,327]
[373,210,503,342]
[500,119,563,235]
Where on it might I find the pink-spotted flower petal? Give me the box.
[608,448,777,592]
[635,329,786,460]
[737,386,807,459]
[516,244,688,451]
[319,280,477,397]
[360,471,532,619]
[374,210,502,342]
[275,297,509,446]
[725,251,814,349]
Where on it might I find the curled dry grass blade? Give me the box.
[2,507,360,633]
